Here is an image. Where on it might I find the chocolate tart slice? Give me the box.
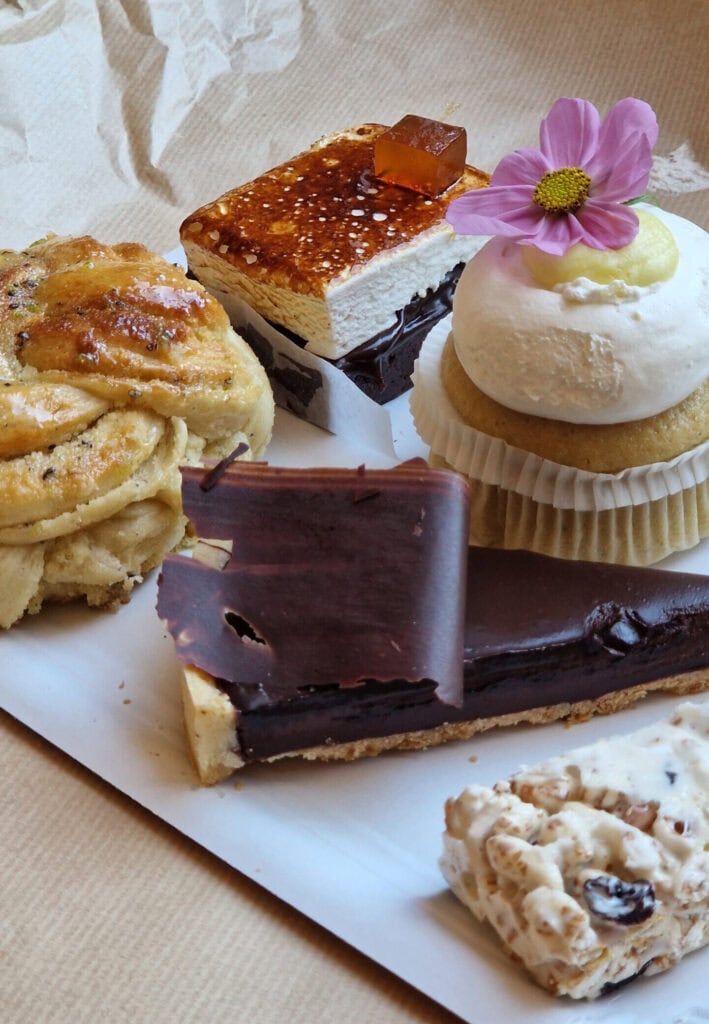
[158,463,709,783]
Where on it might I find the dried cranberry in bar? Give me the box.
[374,115,467,196]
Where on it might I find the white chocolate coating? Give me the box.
[451,208,709,424]
[441,702,709,999]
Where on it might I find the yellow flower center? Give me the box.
[532,167,592,213]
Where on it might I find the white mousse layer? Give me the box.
[451,207,709,424]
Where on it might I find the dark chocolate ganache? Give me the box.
[216,548,709,759]
[265,263,463,404]
[460,547,709,720]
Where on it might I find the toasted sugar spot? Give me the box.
[187,221,202,233]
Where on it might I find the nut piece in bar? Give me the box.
[441,701,709,999]
[374,115,467,196]
[157,459,470,783]
[180,124,489,406]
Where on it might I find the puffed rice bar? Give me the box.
[440,702,709,999]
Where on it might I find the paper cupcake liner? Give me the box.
[411,321,709,513]
[429,453,709,565]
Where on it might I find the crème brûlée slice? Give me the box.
[180,121,489,403]
[0,234,274,627]
[441,701,709,999]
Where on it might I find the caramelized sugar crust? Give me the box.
[180,124,489,298]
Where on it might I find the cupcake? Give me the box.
[411,98,709,566]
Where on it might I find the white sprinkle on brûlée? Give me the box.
[187,222,202,233]
[219,244,229,254]
[351,209,365,217]
[372,212,388,221]
[244,253,258,264]
[208,230,220,241]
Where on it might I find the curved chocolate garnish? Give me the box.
[583,875,655,925]
[585,603,650,658]
[200,442,250,491]
[158,461,470,758]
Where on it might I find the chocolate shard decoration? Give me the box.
[158,461,470,765]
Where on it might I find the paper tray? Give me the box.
[2,400,709,1024]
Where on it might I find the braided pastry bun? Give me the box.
[0,234,274,627]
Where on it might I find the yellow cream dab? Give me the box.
[523,209,679,288]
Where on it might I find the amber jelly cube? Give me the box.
[374,114,467,196]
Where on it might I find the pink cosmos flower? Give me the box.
[447,98,659,255]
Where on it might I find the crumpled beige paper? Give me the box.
[1,6,709,1023]
[1,0,706,256]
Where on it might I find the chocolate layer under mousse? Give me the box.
[244,264,463,407]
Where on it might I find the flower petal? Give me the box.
[598,98,658,157]
[586,98,657,199]
[523,212,586,255]
[576,200,640,251]
[490,147,552,187]
[446,184,540,236]
[539,98,600,167]
[588,133,655,202]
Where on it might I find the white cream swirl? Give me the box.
[451,207,709,424]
